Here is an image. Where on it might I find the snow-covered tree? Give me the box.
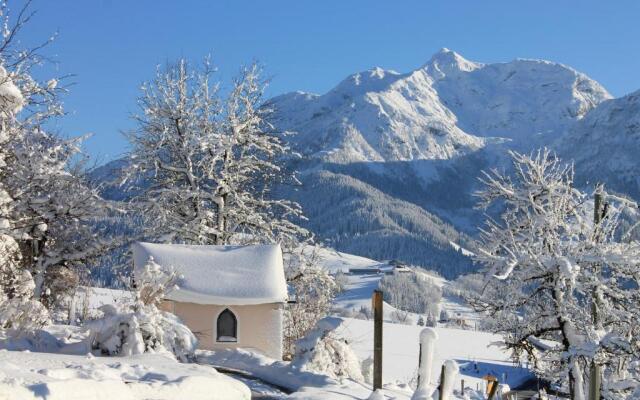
[6,132,114,308]
[123,59,307,246]
[0,1,114,317]
[471,149,640,399]
[0,198,49,331]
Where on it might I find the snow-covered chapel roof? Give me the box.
[132,242,287,305]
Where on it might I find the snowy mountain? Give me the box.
[264,49,614,272]
[270,48,610,163]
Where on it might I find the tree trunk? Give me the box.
[215,192,227,245]
[31,238,46,299]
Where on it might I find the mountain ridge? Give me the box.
[270,49,611,164]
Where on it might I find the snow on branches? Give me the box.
[0,233,49,332]
[123,59,307,246]
[471,148,640,399]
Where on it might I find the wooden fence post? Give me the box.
[590,186,603,400]
[372,289,383,391]
[417,343,422,387]
[460,379,464,395]
[438,364,446,400]
[487,379,499,400]
[589,364,601,400]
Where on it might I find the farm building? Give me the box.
[132,242,287,359]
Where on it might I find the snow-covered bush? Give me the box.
[292,317,364,383]
[334,270,349,293]
[87,258,197,362]
[361,356,374,384]
[378,271,441,315]
[284,247,338,357]
[390,308,414,325]
[0,267,50,332]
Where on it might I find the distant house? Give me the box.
[132,242,288,360]
[348,267,382,275]
[392,265,412,274]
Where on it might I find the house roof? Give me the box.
[132,242,288,305]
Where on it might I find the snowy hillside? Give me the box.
[558,89,640,198]
[281,169,477,278]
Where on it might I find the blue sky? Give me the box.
[16,0,640,163]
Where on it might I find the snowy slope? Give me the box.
[426,49,610,144]
[295,244,386,274]
[558,89,640,198]
[313,247,480,328]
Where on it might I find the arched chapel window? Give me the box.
[217,309,237,342]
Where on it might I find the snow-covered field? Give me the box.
[0,350,250,400]
[335,318,531,389]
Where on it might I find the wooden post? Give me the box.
[590,185,603,400]
[589,364,601,400]
[487,379,499,400]
[417,343,422,387]
[460,379,464,395]
[438,364,446,400]
[372,289,383,390]
[594,184,603,226]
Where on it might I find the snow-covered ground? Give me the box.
[0,350,250,400]
[1,247,530,400]
[198,347,416,399]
